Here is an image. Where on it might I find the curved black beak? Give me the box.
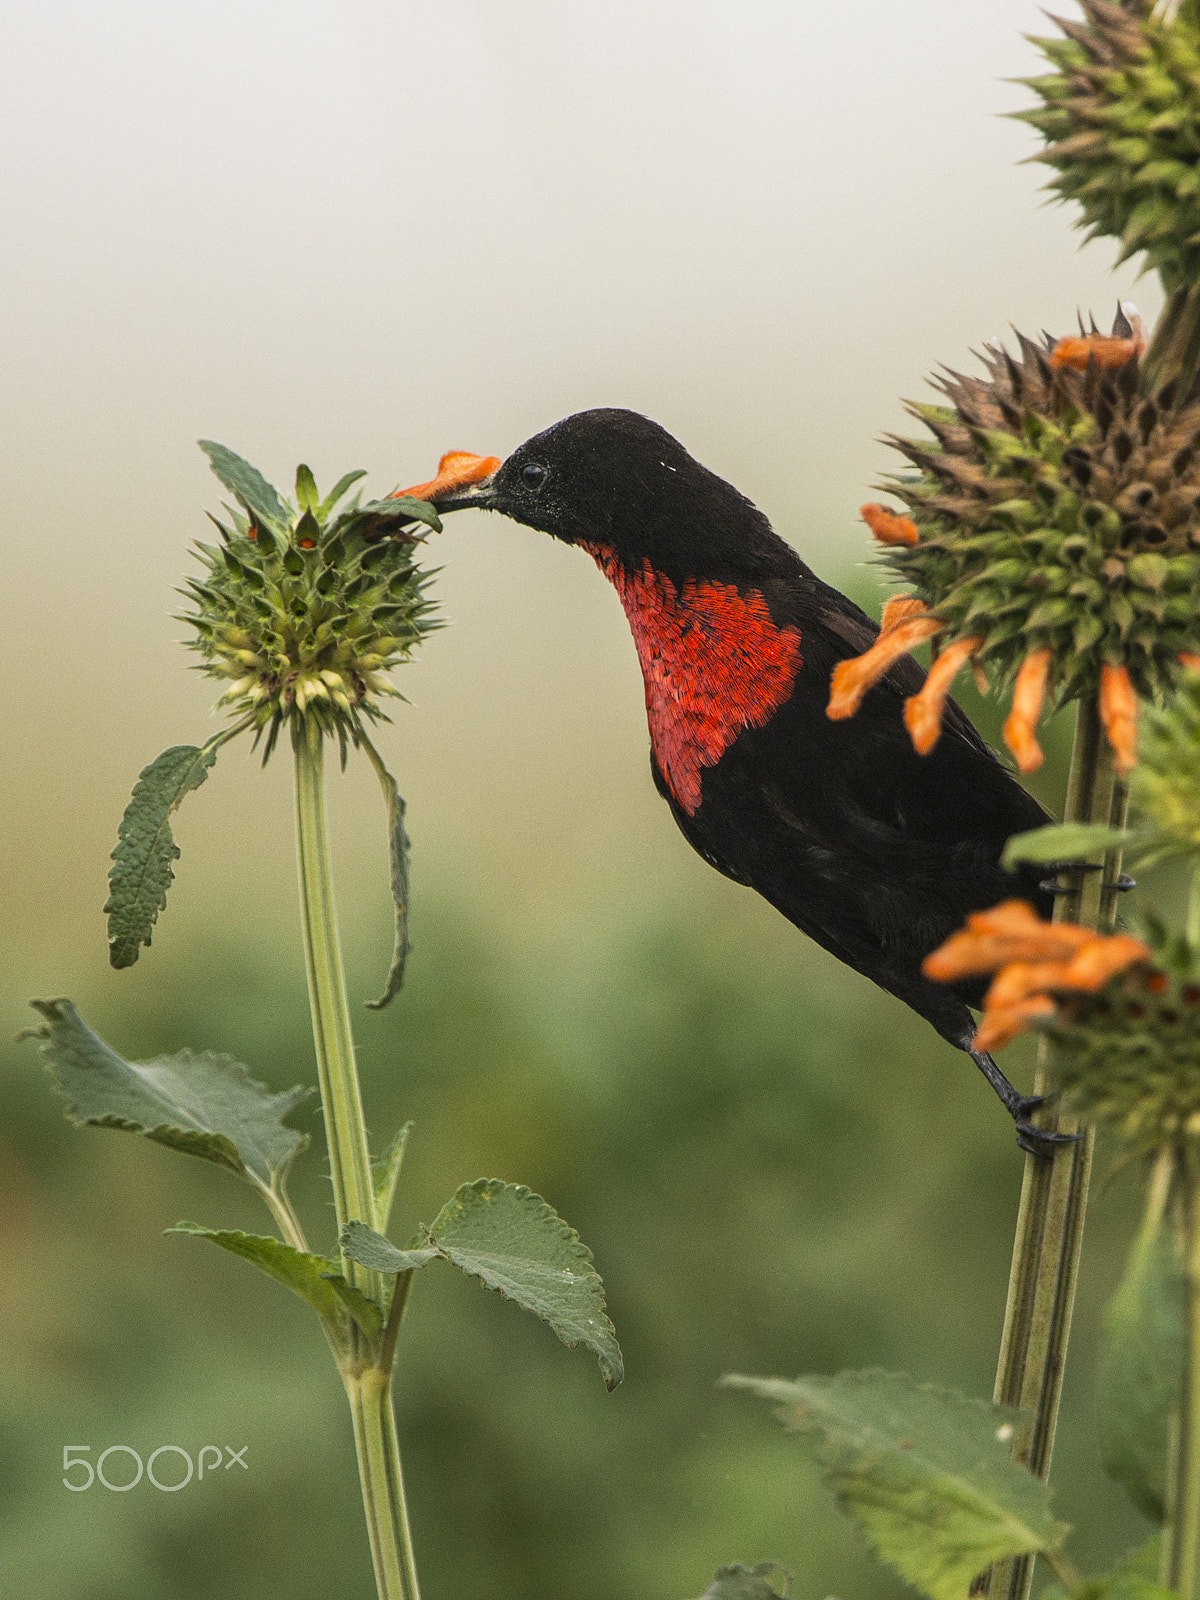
[430,473,500,513]
[392,451,502,516]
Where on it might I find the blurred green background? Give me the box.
[0,2,1173,1596]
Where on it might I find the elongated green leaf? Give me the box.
[199,440,292,531]
[1098,1202,1184,1522]
[694,1563,791,1599]
[318,468,368,520]
[168,1224,347,1329]
[26,999,310,1195]
[342,1180,624,1390]
[725,1370,1067,1600]
[372,1121,412,1233]
[1042,1537,1169,1600]
[295,463,318,513]
[358,734,411,1009]
[106,743,217,967]
[1002,822,1133,871]
[365,495,443,533]
[340,1223,438,1275]
[319,1272,385,1342]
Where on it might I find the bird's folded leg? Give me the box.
[969,1048,1082,1157]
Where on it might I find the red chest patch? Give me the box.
[581,542,802,814]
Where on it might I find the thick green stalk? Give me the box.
[988,696,1127,1600]
[1142,284,1200,397]
[348,1371,423,1600]
[1168,1155,1200,1600]
[292,718,420,1600]
[293,719,379,1283]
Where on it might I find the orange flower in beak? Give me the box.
[392,450,501,505]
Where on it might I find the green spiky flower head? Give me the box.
[1022,0,1200,294]
[882,331,1200,704]
[1051,943,1200,1158]
[1133,669,1200,855]
[182,443,440,762]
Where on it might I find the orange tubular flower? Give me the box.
[861,502,919,546]
[392,450,501,503]
[922,899,1093,982]
[923,899,1151,1051]
[880,595,932,632]
[827,608,945,721]
[1100,661,1139,774]
[975,998,1058,1053]
[1180,652,1200,673]
[903,635,983,754]
[1049,333,1144,371]
[1003,648,1052,773]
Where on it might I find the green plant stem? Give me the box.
[1143,283,1200,396]
[1168,1153,1200,1600]
[293,719,379,1286]
[987,695,1127,1600]
[348,1370,423,1600]
[292,717,420,1600]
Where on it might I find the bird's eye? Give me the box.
[521,462,547,491]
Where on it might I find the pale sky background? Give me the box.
[0,1,1161,1007]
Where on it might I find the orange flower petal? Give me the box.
[974,996,1057,1053]
[827,616,946,721]
[1100,662,1139,774]
[1003,648,1052,774]
[392,450,501,504]
[880,595,931,632]
[903,635,982,755]
[1049,334,1143,371]
[1180,652,1200,673]
[984,960,1077,1010]
[922,901,1101,982]
[964,900,1051,938]
[861,503,919,546]
[1061,933,1151,991]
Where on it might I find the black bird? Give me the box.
[411,408,1066,1153]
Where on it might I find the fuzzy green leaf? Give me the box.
[25,999,310,1194]
[1098,1205,1185,1523]
[295,463,319,513]
[693,1564,792,1600]
[317,469,368,520]
[339,1223,439,1276]
[725,1370,1067,1600]
[199,440,292,532]
[345,495,443,538]
[1002,822,1133,870]
[1041,1537,1170,1600]
[168,1224,348,1329]
[342,1179,624,1390]
[372,1121,412,1234]
[105,743,218,967]
[319,1271,385,1343]
[360,736,412,1010]
[369,495,443,533]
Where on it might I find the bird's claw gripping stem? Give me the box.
[1038,864,1135,894]
[970,1051,1082,1158]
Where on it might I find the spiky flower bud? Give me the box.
[1021,0,1200,294]
[1052,960,1200,1158]
[181,443,440,762]
[1132,667,1200,854]
[833,321,1200,770]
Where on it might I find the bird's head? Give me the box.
[399,408,785,587]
